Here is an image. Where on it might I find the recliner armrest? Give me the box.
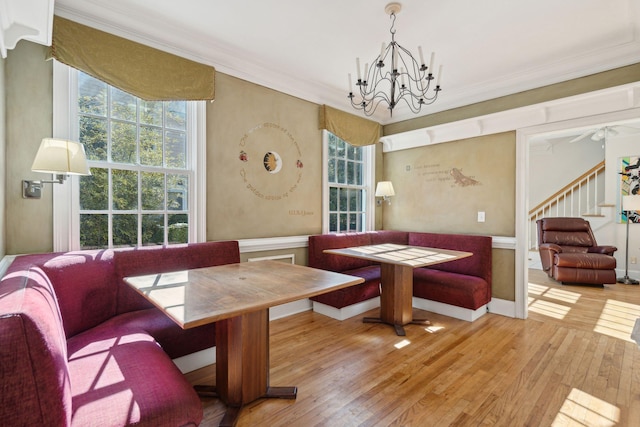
[538,243,562,274]
[588,245,617,255]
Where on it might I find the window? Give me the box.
[322,130,375,233]
[53,63,206,250]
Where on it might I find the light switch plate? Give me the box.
[477,211,485,222]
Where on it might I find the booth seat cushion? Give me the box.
[413,269,490,310]
[100,308,214,359]
[67,324,202,427]
[310,265,381,308]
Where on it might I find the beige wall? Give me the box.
[0,55,5,259]
[207,74,323,241]
[5,43,53,255]
[381,132,516,300]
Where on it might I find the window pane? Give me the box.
[113,214,138,247]
[349,189,358,211]
[166,101,186,130]
[141,172,165,210]
[141,214,164,246]
[336,138,346,159]
[328,158,336,183]
[112,169,138,210]
[168,214,188,244]
[329,187,338,211]
[329,213,337,232]
[80,116,107,161]
[111,88,137,121]
[140,126,163,166]
[111,121,137,164]
[337,159,346,184]
[140,100,163,126]
[347,161,354,184]
[347,145,356,160]
[339,213,348,232]
[339,188,348,212]
[80,214,108,249]
[328,134,336,157]
[355,162,363,185]
[78,74,107,115]
[80,168,108,210]
[167,174,188,210]
[349,214,357,231]
[166,130,187,168]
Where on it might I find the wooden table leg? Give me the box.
[206,309,297,427]
[363,263,429,336]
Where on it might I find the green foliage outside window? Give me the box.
[77,72,190,249]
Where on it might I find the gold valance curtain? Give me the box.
[319,105,381,147]
[49,16,215,101]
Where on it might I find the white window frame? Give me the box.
[52,61,206,251]
[321,129,375,233]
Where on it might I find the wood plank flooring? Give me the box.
[185,270,640,426]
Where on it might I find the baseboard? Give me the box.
[312,297,381,321]
[487,298,516,318]
[270,299,312,321]
[173,346,216,373]
[412,297,488,322]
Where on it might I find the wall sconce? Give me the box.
[375,181,395,205]
[22,138,91,199]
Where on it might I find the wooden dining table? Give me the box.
[124,259,364,427]
[324,243,472,336]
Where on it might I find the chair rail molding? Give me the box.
[0,0,54,58]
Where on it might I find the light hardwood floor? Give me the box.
[186,270,640,426]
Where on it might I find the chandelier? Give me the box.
[348,2,442,117]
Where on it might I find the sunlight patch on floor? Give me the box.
[424,325,445,333]
[394,339,411,349]
[528,297,571,319]
[594,299,640,342]
[552,388,619,427]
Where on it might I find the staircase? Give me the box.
[529,161,610,251]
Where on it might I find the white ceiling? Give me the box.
[54,0,640,125]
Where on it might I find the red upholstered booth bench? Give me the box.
[0,241,239,427]
[308,231,492,322]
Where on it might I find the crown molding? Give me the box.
[0,0,54,57]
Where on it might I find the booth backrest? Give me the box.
[308,233,376,272]
[114,241,241,314]
[408,232,492,284]
[0,264,72,426]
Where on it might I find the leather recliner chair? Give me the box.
[536,217,617,285]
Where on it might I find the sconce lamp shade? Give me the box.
[623,195,640,212]
[375,181,395,198]
[31,138,91,176]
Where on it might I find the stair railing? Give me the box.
[529,161,606,249]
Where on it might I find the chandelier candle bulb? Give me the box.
[364,63,369,81]
[436,64,443,86]
[356,57,362,81]
[429,52,435,73]
[348,73,352,92]
[380,43,386,61]
[418,46,425,65]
